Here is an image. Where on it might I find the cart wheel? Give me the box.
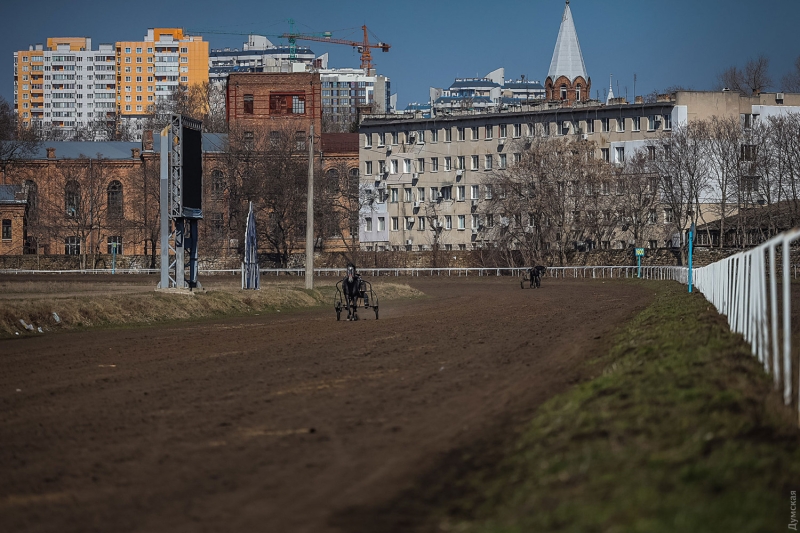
[374,307,379,320]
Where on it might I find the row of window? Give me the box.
[365,214,479,232]
[64,236,123,255]
[365,154,515,176]
[364,115,673,147]
[241,93,306,115]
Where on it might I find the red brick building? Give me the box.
[226,72,322,135]
[0,185,28,255]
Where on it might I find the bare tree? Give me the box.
[0,96,39,184]
[781,56,800,92]
[706,115,742,247]
[615,149,660,249]
[715,55,773,95]
[647,121,711,264]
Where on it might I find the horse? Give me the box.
[528,265,546,288]
[342,264,362,320]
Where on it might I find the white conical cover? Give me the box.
[547,1,588,83]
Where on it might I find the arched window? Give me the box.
[576,85,582,101]
[24,180,37,221]
[560,85,567,100]
[348,167,359,180]
[65,181,80,218]
[107,180,123,219]
[211,170,225,200]
[325,168,340,180]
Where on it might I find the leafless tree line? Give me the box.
[479,111,800,266]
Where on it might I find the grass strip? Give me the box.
[442,281,800,533]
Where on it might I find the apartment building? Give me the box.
[358,91,800,252]
[13,38,116,138]
[13,29,208,139]
[116,28,208,118]
[209,35,317,84]
[320,68,391,129]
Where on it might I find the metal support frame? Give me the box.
[158,114,203,290]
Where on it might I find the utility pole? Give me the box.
[305,123,315,289]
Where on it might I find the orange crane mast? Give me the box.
[279,25,390,72]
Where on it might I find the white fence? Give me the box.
[692,229,800,423]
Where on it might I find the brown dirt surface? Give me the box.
[0,276,652,533]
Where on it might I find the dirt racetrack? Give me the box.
[1,276,652,532]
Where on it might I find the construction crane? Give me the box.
[279,22,390,72]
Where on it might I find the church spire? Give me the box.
[547,0,588,84]
[607,74,615,104]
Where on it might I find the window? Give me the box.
[378,132,385,146]
[586,119,595,134]
[471,185,479,200]
[65,236,80,255]
[601,118,609,132]
[601,148,609,162]
[65,181,80,217]
[471,126,479,140]
[649,240,658,249]
[417,187,426,202]
[648,115,660,131]
[485,125,493,139]
[499,124,507,138]
[499,154,507,168]
[560,85,567,100]
[457,156,465,170]
[417,158,425,173]
[211,170,225,200]
[390,131,398,145]
[107,236,123,255]
[615,147,625,164]
[1,219,11,240]
[617,118,625,132]
[457,127,465,141]
[403,159,411,174]
[441,187,452,201]
[458,214,466,230]
[364,133,372,147]
[431,129,438,142]
[365,217,373,232]
[513,123,522,137]
[269,93,305,115]
[404,188,412,202]
[377,217,385,231]
[243,94,254,114]
[431,157,438,172]
[391,217,399,231]
[445,128,452,142]
[664,208,674,223]
[365,161,373,175]
[391,160,398,174]
[405,217,414,230]
[471,214,480,229]
[471,155,479,170]
[456,185,465,201]
[485,185,493,200]
[444,157,452,171]
[391,188,398,203]
[632,116,640,131]
[663,114,672,130]
[379,160,386,175]
[484,155,492,170]
[107,180,123,218]
[430,187,439,201]
[648,209,657,224]
[418,217,426,230]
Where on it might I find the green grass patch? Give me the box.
[441,281,800,533]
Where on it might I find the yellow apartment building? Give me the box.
[116,28,208,118]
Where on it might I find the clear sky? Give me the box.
[2,0,800,110]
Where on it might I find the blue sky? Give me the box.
[3,0,800,110]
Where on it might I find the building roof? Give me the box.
[435,96,492,104]
[547,0,588,83]
[150,133,229,154]
[0,185,26,205]
[209,46,314,57]
[504,81,545,90]
[26,142,142,160]
[449,79,500,90]
[321,133,358,154]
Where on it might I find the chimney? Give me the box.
[143,130,154,151]
[131,148,141,159]
[46,147,56,159]
[634,96,644,104]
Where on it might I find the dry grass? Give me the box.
[0,278,422,338]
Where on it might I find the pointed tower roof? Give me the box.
[547,0,588,83]
[606,74,615,104]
